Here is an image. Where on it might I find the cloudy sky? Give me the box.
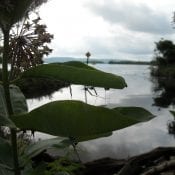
[39,0,175,61]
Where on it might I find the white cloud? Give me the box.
[87,0,174,35]
[39,0,175,61]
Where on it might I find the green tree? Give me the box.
[154,39,175,65]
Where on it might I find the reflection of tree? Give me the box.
[167,120,175,137]
[152,77,175,107]
[151,39,175,108]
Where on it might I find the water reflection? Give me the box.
[28,64,175,162]
[152,76,175,107]
[79,94,175,162]
[168,120,175,137]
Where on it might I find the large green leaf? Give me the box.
[0,85,8,117]
[12,100,155,140]
[0,87,14,126]
[15,62,127,89]
[0,84,27,127]
[0,85,15,127]
[76,132,112,142]
[9,85,28,114]
[0,137,13,174]
[113,107,155,122]
[0,115,15,128]
[61,61,96,70]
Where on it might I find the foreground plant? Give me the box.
[0,1,155,175]
[8,13,53,80]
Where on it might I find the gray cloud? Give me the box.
[82,34,155,60]
[83,37,114,57]
[114,34,154,55]
[87,1,174,35]
[50,31,163,61]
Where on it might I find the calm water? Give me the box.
[27,64,175,162]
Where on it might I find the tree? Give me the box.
[0,1,155,175]
[8,13,53,80]
[154,39,175,65]
[0,7,53,80]
[85,51,91,64]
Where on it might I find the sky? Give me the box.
[39,0,175,61]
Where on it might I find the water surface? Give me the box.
[27,64,175,162]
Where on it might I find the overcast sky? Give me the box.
[39,0,175,61]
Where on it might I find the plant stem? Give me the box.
[69,137,81,163]
[2,29,13,113]
[86,57,89,64]
[11,129,20,175]
[2,29,21,175]
[84,87,87,103]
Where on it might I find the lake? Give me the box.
[27,64,175,162]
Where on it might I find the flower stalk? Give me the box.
[2,28,21,175]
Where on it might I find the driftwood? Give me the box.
[32,147,175,175]
[141,160,175,175]
[84,158,125,175]
[84,147,175,175]
[118,147,175,175]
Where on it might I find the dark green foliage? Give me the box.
[0,0,48,30]
[154,40,175,66]
[0,1,53,81]
[0,84,27,127]
[151,40,175,107]
[45,157,84,175]
[152,77,175,107]
[0,137,13,174]
[25,157,84,175]
[151,66,175,78]
[16,78,69,99]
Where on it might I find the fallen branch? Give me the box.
[118,147,175,175]
[141,159,175,175]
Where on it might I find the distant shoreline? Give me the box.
[44,57,151,65]
[107,60,150,65]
